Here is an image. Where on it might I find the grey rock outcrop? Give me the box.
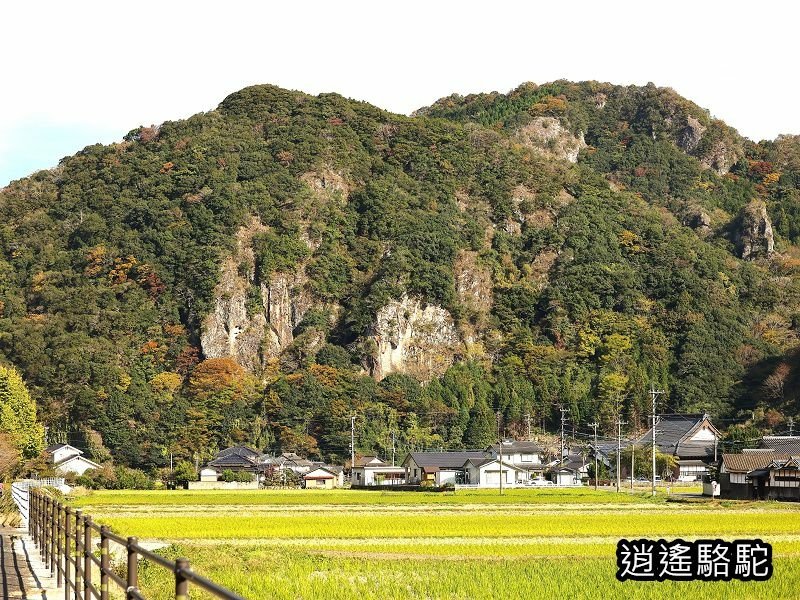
[514,117,586,163]
[736,200,775,260]
[200,217,313,370]
[367,295,461,381]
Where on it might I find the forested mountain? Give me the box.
[2,80,800,469]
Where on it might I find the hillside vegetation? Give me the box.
[2,81,800,468]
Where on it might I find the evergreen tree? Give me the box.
[464,397,496,449]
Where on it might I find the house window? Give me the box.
[316,479,326,486]
[413,469,418,478]
[521,454,534,463]
[356,473,361,481]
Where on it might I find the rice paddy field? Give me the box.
[69,488,800,600]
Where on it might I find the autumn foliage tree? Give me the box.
[0,365,45,465]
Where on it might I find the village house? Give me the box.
[759,435,800,454]
[191,445,261,489]
[351,456,406,486]
[637,414,720,480]
[548,453,588,485]
[403,451,487,485]
[303,465,344,489]
[487,441,548,481]
[261,452,315,475]
[462,456,524,487]
[45,443,101,476]
[718,450,800,501]
[718,452,783,500]
[202,445,260,481]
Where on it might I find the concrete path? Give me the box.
[0,527,57,600]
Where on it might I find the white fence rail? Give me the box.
[10,478,66,526]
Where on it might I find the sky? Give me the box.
[2,0,799,188]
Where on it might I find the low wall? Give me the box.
[187,481,259,490]
[351,484,452,492]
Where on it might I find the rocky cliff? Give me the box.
[366,295,461,381]
[200,218,314,370]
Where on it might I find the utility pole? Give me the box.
[630,442,635,490]
[588,422,599,491]
[350,415,356,479]
[560,406,570,459]
[650,386,664,497]
[616,415,627,493]
[496,411,504,496]
[525,413,532,440]
[391,430,396,466]
[790,416,795,437]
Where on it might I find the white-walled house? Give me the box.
[303,466,344,489]
[352,464,406,486]
[463,457,525,487]
[488,441,547,481]
[403,451,488,485]
[45,444,101,476]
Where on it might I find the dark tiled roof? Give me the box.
[207,453,258,469]
[759,436,800,455]
[490,441,545,454]
[217,445,259,459]
[405,451,488,469]
[637,414,718,459]
[721,452,790,473]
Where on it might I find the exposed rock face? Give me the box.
[299,168,349,202]
[454,250,492,342]
[677,116,706,153]
[700,140,739,176]
[736,200,775,260]
[200,218,267,370]
[367,295,461,381]
[262,272,312,358]
[201,217,313,370]
[683,205,712,234]
[514,117,586,163]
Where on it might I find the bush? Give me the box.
[75,465,153,489]
[221,469,254,483]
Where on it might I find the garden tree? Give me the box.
[614,445,678,480]
[0,365,45,461]
[172,460,197,485]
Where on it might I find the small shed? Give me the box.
[549,466,579,486]
[303,466,344,489]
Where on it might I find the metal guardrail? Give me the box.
[28,488,247,600]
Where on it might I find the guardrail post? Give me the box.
[40,493,46,561]
[83,516,92,600]
[51,498,57,576]
[175,557,190,600]
[27,489,33,538]
[74,509,82,600]
[44,495,50,566]
[64,506,71,598]
[126,537,139,600]
[100,526,110,600]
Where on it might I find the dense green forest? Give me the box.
[2,80,800,470]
